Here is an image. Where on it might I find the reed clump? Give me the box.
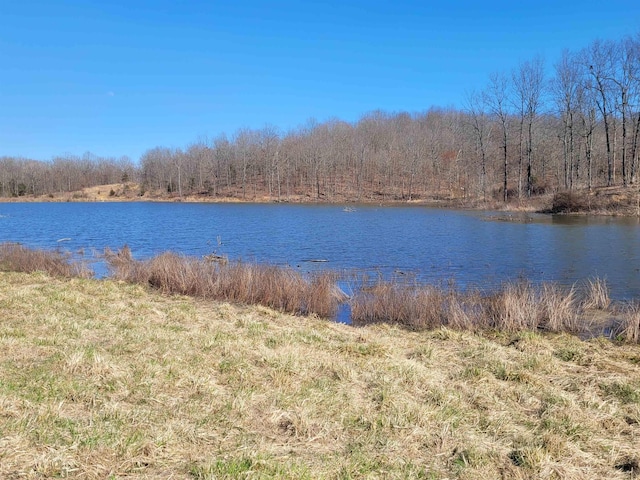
[351,283,447,329]
[615,302,640,343]
[1,244,634,343]
[582,277,612,310]
[538,283,580,332]
[105,248,342,317]
[0,242,92,278]
[482,281,540,332]
[350,278,616,339]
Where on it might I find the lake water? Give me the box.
[1,202,639,300]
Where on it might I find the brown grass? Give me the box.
[482,281,540,332]
[0,244,633,344]
[538,283,580,332]
[105,248,342,318]
[0,242,92,278]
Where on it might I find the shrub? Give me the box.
[549,191,588,214]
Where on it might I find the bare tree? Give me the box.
[485,72,512,201]
[464,90,492,200]
[612,35,640,185]
[583,40,617,186]
[552,50,583,189]
[513,56,545,197]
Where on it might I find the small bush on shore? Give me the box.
[549,191,588,213]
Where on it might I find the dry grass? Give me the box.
[482,281,540,332]
[1,272,639,479]
[105,247,342,318]
[0,242,92,278]
[0,244,629,344]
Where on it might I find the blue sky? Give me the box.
[1,0,639,162]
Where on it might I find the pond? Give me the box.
[1,202,639,300]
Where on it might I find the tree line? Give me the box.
[0,153,135,198]
[2,33,639,202]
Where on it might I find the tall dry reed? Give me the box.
[480,281,539,332]
[105,248,341,317]
[615,302,640,343]
[537,283,580,332]
[350,283,446,329]
[0,242,92,278]
[351,280,588,336]
[581,277,611,310]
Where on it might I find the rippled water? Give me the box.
[1,202,639,299]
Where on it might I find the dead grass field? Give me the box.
[1,272,639,479]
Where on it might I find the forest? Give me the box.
[1,34,639,204]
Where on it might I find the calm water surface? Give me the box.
[1,202,639,299]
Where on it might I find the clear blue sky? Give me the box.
[1,0,639,162]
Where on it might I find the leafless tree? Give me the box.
[464,90,492,200]
[513,56,545,197]
[485,72,512,201]
[583,40,617,186]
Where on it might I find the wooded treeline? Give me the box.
[0,153,136,198]
[2,34,639,202]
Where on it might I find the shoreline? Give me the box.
[2,243,638,344]
[1,182,639,216]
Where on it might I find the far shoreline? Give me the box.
[1,182,640,216]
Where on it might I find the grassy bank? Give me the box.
[1,271,639,479]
